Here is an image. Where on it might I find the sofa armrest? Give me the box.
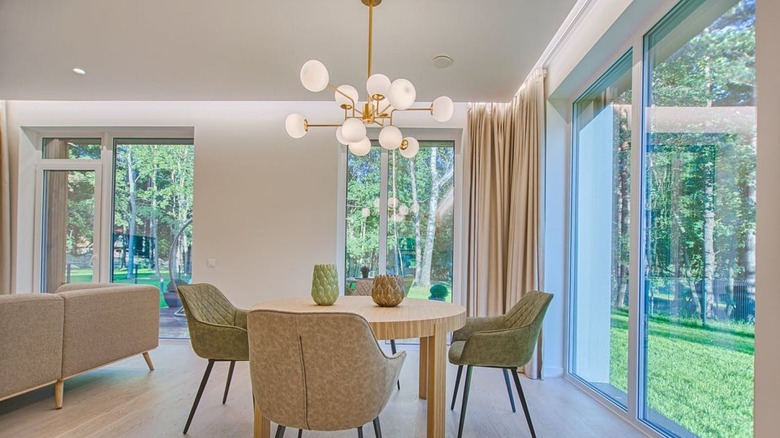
[0,294,64,401]
[58,285,159,378]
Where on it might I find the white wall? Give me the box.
[7,101,466,308]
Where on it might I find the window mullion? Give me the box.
[379,148,388,274]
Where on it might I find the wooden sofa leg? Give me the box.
[54,379,64,409]
[142,352,154,371]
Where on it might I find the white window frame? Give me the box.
[336,128,465,304]
[26,128,194,292]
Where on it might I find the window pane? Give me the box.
[386,143,455,302]
[345,147,381,292]
[642,0,755,436]
[41,170,96,292]
[570,51,632,407]
[112,141,194,339]
[43,138,101,159]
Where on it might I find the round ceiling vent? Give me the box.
[431,55,453,69]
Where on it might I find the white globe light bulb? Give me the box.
[388,197,398,208]
[300,60,329,92]
[335,84,359,108]
[361,207,371,218]
[335,127,348,145]
[285,113,307,138]
[341,118,367,143]
[366,73,391,99]
[400,137,419,158]
[399,205,409,215]
[378,126,403,150]
[387,78,416,110]
[432,96,454,122]
[348,137,371,156]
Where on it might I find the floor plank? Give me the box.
[0,340,645,437]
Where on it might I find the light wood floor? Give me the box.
[0,340,645,438]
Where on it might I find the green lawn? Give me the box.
[610,310,754,437]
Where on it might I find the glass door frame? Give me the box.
[33,159,104,293]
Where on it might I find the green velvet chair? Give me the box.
[177,283,249,434]
[448,290,553,438]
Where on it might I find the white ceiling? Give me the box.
[0,0,576,102]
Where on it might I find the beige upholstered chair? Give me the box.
[346,275,407,390]
[449,290,553,438]
[248,310,405,437]
[177,283,249,434]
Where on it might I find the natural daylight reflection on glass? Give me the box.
[570,51,632,408]
[641,0,755,436]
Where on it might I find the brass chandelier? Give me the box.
[285,0,454,158]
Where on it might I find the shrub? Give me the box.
[429,283,449,299]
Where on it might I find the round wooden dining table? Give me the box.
[250,296,466,438]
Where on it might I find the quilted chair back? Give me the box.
[178,283,236,326]
[178,283,248,361]
[503,291,553,361]
[248,310,404,432]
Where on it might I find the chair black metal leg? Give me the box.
[511,368,536,438]
[373,417,382,438]
[456,365,473,438]
[389,340,400,390]
[274,425,286,438]
[451,364,463,410]
[357,425,364,438]
[183,359,215,434]
[297,429,302,438]
[223,360,236,404]
[502,368,517,413]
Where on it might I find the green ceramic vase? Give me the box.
[311,264,339,305]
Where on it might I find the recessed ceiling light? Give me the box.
[72,68,86,75]
[431,55,453,69]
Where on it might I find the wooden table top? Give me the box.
[250,296,466,340]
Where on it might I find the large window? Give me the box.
[641,0,755,436]
[345,141,455,301]
[35,135,195,339]
[570,51,633,407]
[112,140,194,339]
[570,1,755,437]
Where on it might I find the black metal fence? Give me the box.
[645,277,755,323]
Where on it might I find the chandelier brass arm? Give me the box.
[285,0,453,159]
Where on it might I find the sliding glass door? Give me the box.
[36,138,103,293]
[570,1,755,436]
[112,140,195,339]
[641,0,755,436]
[570,52,633,407]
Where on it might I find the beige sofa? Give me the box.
[0,283,159,409]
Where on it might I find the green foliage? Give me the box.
[429,283,449,299]
[345,144,455,287]
[113,143,194,278]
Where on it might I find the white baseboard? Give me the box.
[542,366,564,378]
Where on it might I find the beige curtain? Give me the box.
[463,70,545,377]
[0,102,10,295]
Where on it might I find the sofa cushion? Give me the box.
[58,285,159,378]
[0,294,64,400]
